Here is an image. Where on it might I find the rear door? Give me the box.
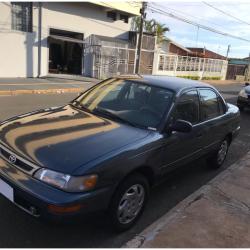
[197,88,227,154]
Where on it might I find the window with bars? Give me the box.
[120,14,129,23]
[11,2,32,32]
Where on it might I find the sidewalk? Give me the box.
[0,76,99,95]
[125,151,250,248]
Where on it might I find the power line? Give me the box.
[202,2,250,26]
[147,4,250,43]
[152,2,226,30]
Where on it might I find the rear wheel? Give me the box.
[207,138,229,169]
[109,173,149,231]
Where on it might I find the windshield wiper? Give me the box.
[71,101,91,113]
[93,108,144,129]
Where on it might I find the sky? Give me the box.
[147,1,250,58]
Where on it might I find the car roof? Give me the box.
[123,75,212,92]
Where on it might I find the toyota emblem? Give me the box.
[9,154,17,164]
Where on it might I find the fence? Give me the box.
[154,54,228,80]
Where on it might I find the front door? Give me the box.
[160,89,204,173]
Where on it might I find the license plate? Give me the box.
[0,178,13,202]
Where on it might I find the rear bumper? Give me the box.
[232,125,240,141]
[0,157,112,219]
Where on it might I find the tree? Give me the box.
[131,17,169,44]
[151,20,170,43]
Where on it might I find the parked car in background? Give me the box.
[237,82,250,111]
[0,75,240,231]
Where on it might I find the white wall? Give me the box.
[0,2,38,77]
[153,53,228,80]
[0,2,133,77]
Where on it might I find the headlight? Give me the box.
[34,168,98,192]
[239,89,248,98]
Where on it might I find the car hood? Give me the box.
[0,105,149,174]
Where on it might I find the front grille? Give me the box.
[0,148,33,172]
[0,144,39,175]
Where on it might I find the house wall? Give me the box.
[0,2,39,77]
[169,43,189,56]
[0,2,133,77]
[188,48,226,60]
[226,64,247,80]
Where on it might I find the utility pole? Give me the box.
[135,2,147,74]
[247,51,250,81]
[226,44,231,59]
[37,2,42,78]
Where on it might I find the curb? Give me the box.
[0,88,84,96]
[124,152,250,248]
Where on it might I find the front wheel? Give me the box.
[207,138,229,169]
[109,173,149,231]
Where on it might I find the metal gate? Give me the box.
[85,34,155,79]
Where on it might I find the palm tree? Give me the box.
[131,16,141,32]
[151,20,170,43]
[131,17,169,44]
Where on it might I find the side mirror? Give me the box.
[245,82,249,86]
[170,119,193,133]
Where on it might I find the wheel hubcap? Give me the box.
[117,184,145,224]
[217,140,228,165]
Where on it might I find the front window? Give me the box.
[73,79,174,129]
[11,2,33,32]
[173,90,199,124]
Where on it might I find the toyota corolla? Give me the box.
[0,75,240,231]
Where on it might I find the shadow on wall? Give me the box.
[25,32,35,77]
[25,32,48,77]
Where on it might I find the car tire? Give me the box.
[207,138,229,169]
[109,173,149,232]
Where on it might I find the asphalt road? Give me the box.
[0,90,249,247]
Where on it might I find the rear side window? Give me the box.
[173,90,199,124]
[199,89,222,121]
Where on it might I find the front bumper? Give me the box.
[237,96,250,107]
[0,157,112,219]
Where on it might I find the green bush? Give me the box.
[177,75,200,80]
[201,76,221,80]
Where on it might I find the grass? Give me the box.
[177,76,222,81]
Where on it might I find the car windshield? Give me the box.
[73,79,174,129]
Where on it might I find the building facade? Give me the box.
[226,58,250,81]
[0,2,141,78]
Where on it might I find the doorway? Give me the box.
[49,28,84,75]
